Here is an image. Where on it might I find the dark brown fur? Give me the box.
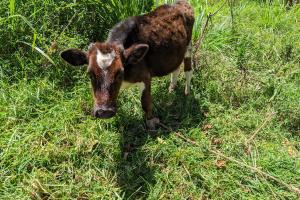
[124,2,194,77]
[61,1,194,126]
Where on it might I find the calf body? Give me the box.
[61,0,194,129]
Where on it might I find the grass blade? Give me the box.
[20,41,55,65]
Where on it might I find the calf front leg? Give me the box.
[141,79,160,129]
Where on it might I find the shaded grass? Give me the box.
[1,0,300,199]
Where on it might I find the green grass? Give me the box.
[1,0,300,199]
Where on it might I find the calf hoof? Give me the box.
[168,84,177,93]
[146,117,160,130]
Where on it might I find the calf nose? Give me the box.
[94,107,116,119]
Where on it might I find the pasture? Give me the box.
[0,0,299,199]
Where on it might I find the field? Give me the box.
[0,0,300,199]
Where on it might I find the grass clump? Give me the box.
[0,0,300,199]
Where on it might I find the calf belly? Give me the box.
[146,46,187,77]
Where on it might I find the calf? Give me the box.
[61,0,194,129]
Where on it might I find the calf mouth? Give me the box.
[93,106,116,119]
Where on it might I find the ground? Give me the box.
[0,0,299,199]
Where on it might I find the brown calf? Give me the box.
[61,0,194,129]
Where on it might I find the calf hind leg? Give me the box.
[168,67,180,93]
[184,43,193,95]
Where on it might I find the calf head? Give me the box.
[61,42,149,119]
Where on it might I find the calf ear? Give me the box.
[61,49,88,66]
[124,44,149,64]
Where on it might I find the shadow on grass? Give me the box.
[114,84,206,199]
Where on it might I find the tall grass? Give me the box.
[8,0,15,16]
[0,0,153,82]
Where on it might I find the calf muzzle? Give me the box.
[93,106,116,119]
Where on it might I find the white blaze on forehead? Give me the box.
[96,49,116,70]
